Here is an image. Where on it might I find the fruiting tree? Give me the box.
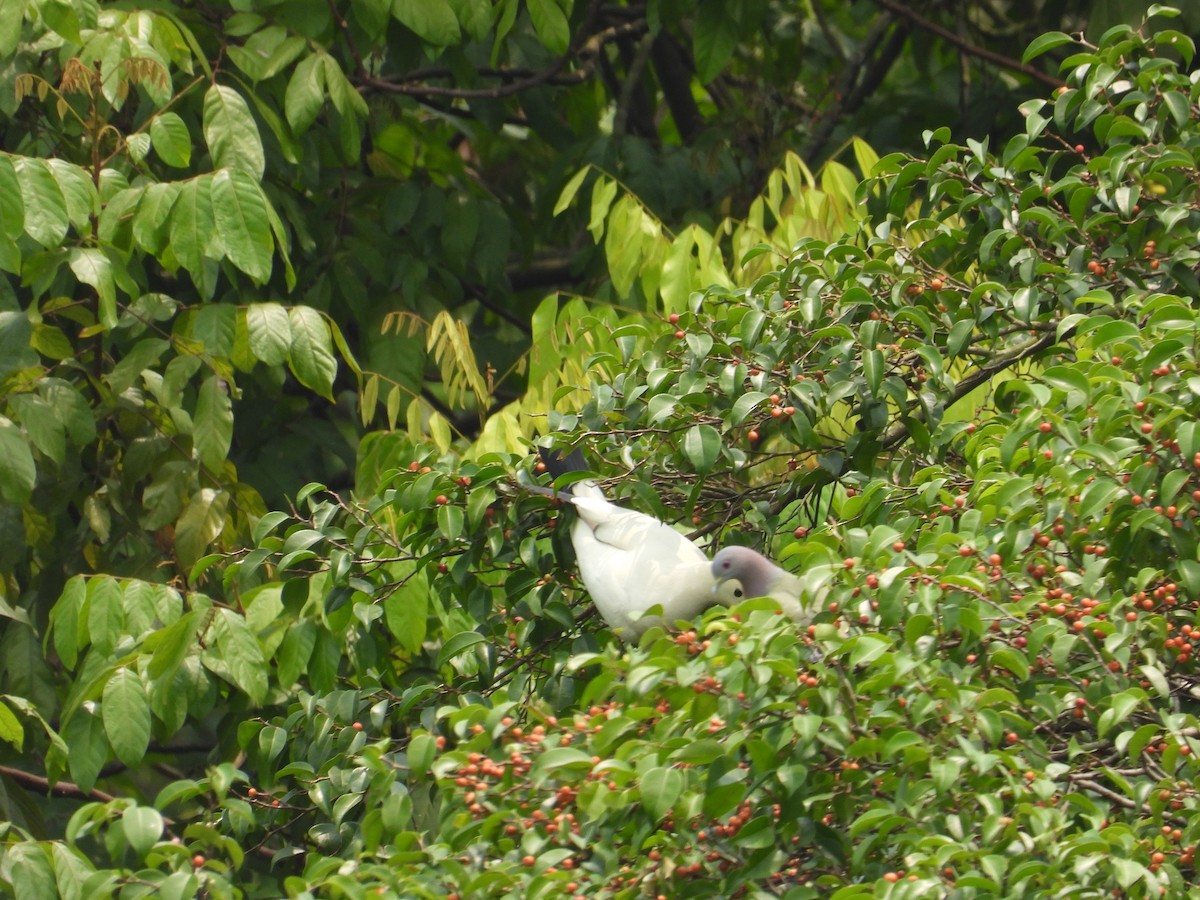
[2,9,1200,900]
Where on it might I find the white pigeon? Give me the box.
[539,451,744,640]
[710,545,813,625]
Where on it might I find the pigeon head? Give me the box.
[711,546,780,599]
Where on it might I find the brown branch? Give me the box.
[881,325,1064,452]
[362,3,629,102]
[766,323,1068,516]
[362,67,594,99]
[873,0,1065,89]
[0,765,117,803]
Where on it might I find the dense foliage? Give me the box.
[3,2,1200,899]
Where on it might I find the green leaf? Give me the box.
[863,348,883,395]
[693,0,736,84]
[0,418,36,503]
[246,302,292,366]
[0,698,24,750]
[106,337,169,395]
[65,707,108,793]
[68,248,117,329]
[122,806,164,860]
[437,630,487,669]
[554,166,590,216]
[0,155,23,239]
[45,159,97,230]
[258,723,287,763]
[203,84,265,179]
[102,668,152,767]
[1098,690,1143,738]
[211,167,273,283]
[384,573,428,654]
[526,0,568,54]
[39,0,79,42]
[730,390,768,425]
[133,183,180,255]
[1078,479,1118,523]
[7,843,55,900]
[947,319,974,358]
[1022,31,1075,63]
[175,488,229,570]
[194,375,234,472]
[285,53,326,135]
[0,310,36,378]
[640,766,682,820]
[0,0,24,57]
[322,55,369,117]
[150,112,192,167]
[208,608,269,704]
[437,503,464,542]
[147,612,199,683]
[392,0,460,46]
[51,576,86,670]
[14,158,69,247]
[87,576,124,656]
[169,177,219,279]
[683,423,721,474]
[407,732,436,780]
[288,306,338,399]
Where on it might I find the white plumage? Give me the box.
[564,480,743,639]
[538,450,742,640]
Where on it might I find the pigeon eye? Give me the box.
[733,589,743,598]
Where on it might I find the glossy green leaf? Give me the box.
[640,766,683,820]
[683,424,721,474]
[437,631,487,669]
[526,0,567,54]
[194,375,234,472]
[393,0,460,45]
[211,168,273,283]
[285,53,326,135]
[0,698,23,750]
[246,302,292,366]
[203,84,265,179]
[208,608,269,703]
[150,112,192,167]
[288,305,338,399]
[122,806,164,859]
[14,158,68,247]
[102,668,151,767]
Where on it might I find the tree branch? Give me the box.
[872,0,1065,89]
[0,765,117,803]
[881,325,1064,452]
[361,6,637,102]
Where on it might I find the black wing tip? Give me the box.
[538,446,588,480]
